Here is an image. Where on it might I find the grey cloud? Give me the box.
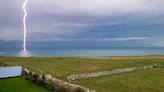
[0,0,164,47]
[29,0,164,16]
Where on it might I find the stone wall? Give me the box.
[67,65,159,81]
[22,68,96,92]
[22,64,161,92]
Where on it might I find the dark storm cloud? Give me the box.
[0,0,164,47]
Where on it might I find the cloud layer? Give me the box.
[0,0,164,47]
[30,0,164,15]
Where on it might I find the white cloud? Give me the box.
[44,37,149,41]
[100,37,149,41]
[51,22,119,27]
[30,0,164,16]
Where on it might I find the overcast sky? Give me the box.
[0,0,164,47]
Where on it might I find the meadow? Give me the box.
[73,68,164,92]
[0,77,49,92]
[0,56,164,92]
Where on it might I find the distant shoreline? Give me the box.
[72,55,164,59]
[1,55,164,59]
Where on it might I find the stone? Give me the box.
[44,74,52,84]
[67,65,159,81]
[22,68,29,77]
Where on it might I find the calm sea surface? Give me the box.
[0,47,164,57]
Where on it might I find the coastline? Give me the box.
[72,55,164,59]
[1,55,164,59]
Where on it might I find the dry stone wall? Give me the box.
[22,68,96,92]
[22,64,161,92]
[67,64,159,81]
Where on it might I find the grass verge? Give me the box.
[0,77,49,92]
[73,68,164,92]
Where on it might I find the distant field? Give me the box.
[73,68,164,92]
[0,77,49,92]
[0,56,164,79]
[0,56,164,92]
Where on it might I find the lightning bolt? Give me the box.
[22,0,28,51]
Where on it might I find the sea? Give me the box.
[0,47,164,57]
[0,43,164,57]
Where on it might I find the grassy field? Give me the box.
[0,56,164,92]
[73,68,164,92]
[0,77,49,92]
[1,56,164,79]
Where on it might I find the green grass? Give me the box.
[73,68,164,92]
[0,77,49,92]
[0,56,164,92]
[0,56,164,79]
